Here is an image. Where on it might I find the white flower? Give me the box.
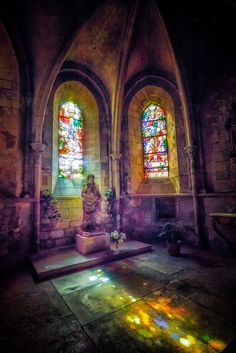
[120,232,126,239]
[110,230,126,240]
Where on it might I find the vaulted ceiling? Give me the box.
[1,0,235,106]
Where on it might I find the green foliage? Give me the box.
[103,188,114,200]
[40,190,61,223]
[158,223,183,243]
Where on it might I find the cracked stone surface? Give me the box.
[1,243,236,352]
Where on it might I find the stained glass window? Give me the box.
[142,103,168,178]
[58,102,83,180]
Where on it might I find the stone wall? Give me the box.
[39,197,83,250]
[120,193,236,251]
[0,23,22,197]
[120,195,194,241]
[200,75,236,193]
[0,23,28,268]
[0,1,235,264]
[39,197,112,250]
[0,198,33,268]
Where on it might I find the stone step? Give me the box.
[29,240,152,281]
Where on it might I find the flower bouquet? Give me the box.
[110,230,126,250]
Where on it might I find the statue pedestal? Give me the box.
[76,231,110,255]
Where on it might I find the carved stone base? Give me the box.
[76,231,110,255]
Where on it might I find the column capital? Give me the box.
[111,152,122,161]
[30,142,46,153]
[30,143,46,160]
[185,145,198,159]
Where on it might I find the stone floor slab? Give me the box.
[1,243,236,353]
[53,260,135,296]
[63,280,138,325]
[84,299,217,353]
[131,260,171,284]
[175,269,236,304]
[1,315,97,353]
[52,268,107,296]
[0,267,35,300]
[188,290,236,324]
[145,256,187,275]
[0,281,71,341]
[112,272,163,297]
[142,288,233,350]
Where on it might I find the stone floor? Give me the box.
[1,243,236,353]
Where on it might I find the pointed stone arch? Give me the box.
[122,72,187,194]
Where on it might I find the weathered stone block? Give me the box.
[0,96,11,107]
[70,220,82,228]
[129,218,138,226]
[55,238,67,247]
[215,180,231,192]
[42,175,49,186]
[40,231,50,240]
[51,221,69,230]
[59,209,70,219]
[0,79,12,89]
[60,221,70,229]
[50,229,64,239]
[41,218,51,224]
[46,240,54,249]
[40,223,52,232]
[64,228,75,237]
[65,236,75,245]
[61,200,81,208]
[216,170,229,181]
[76,232,110,255]
[40,240,47,250]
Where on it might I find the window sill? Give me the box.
[53,195,83,200]
[142,177,170,183]
[121,193,192,198]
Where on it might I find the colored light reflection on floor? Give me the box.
[124,294,227,352]
[89,269,110,283]
[80,279,137,315]
[54,266,229,352]
[207,338,227,351]
[79,269,227,351]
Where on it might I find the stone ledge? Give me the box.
[120,193,192,198]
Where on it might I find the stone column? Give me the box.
[185,145,198,180]
[230,153,236,191]
[30,142,46,252]
[111,152,122,230]
[22,94,33,197]
[185,145,203,246]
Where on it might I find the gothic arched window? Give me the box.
[141,103,168,178]
[58,102,84,181]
